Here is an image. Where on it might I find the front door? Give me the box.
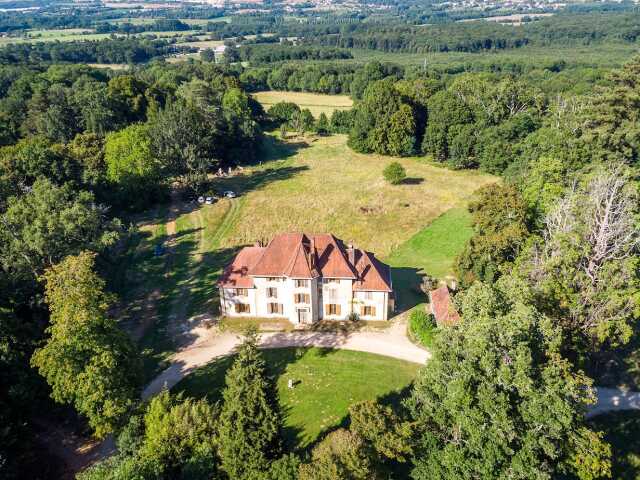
[297,308,310,324]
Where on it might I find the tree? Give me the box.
[383,161,406,185]
[299,429,376,480]
[0,135,79,187]
[268,101,300,124]
[316,112,329,135]
[406,277,611,480]
[107,75,148,124]
[422,90,474,161]
[455,183,530,287]
[290,108,314,136]
[31,252,141,438]
[149,101,222,187]
[140,390,220,478]
[200,48,216,62]
[521,164,640,354]
[386,104,416,156]
[349,400,413,463]
[217,329,283,479]
[0,179,119,300]
[79,390,220,480]
[104,123,163,209]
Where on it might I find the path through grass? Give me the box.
[173,347,421,451]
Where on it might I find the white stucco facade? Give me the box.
[220,276,391,324]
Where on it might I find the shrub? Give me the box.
[268,101,300,124]
[383,162,406,185]
[409,309,436,348]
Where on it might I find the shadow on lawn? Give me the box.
[391,266,426,314]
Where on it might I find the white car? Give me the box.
[205,196,214,205]
[224,191,237,198]
[197,196,205,204]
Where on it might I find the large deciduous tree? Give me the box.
[406,277,611,480]
[455,183,530,287]
[31,252,141,438]
[104,123,164,209]
[217,329,283,479]
[521,164,640,353]
[0,178,119,299]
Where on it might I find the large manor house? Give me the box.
[218,233,394,324]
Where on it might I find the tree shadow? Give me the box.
[402,177,424,185]
[589,411,640,480]
[257,135,308,164]
[210,165,309,197]
[391,267,425,314]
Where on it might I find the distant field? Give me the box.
[0,28,199,46]
[252,91,353,118]
[174,347,421,450]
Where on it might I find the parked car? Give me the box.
[154,244,165,257]
[205,196,214,205]
[197,196,205,204]
[224,191,237,198]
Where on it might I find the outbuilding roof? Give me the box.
[429,286,461,327]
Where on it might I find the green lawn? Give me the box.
[385,207,474,311]
[173,347,421,450]
[590,411,640,480]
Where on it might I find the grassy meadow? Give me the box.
[252,91,353,118]
[117,133,494,378]
[173,347,421,450]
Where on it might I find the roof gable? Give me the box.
[353,249,392,292]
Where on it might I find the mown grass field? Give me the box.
[117,133,495,379]
[252,91,353,118]
[173,347,421,450]
[386,207,475,310]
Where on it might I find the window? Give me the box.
[294,293,310,304]
[326,304,341,316]
[362,305,376,317]
[235,303,250,314]
[268,303,283,315]
[326,288,338,300]
[267,287,278,298]
[235,288,248,297]
[325,278,340,284]
[295,279,309,288]
[363,291,373,300]
[267,277,279,282]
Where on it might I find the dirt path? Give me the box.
[143,320,429,399]
[588,387,640,418]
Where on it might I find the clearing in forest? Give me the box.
[117,133,495,379]
[252,91,353,118]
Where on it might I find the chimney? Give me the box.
[309,237,316,269]
[347,243,355,266]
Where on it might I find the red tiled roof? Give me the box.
[353,249,392,292]
[429,286,461,326]
[217,233,391,290]
[312,234,357,279]
[217,246,265,288]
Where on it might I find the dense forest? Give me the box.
[0,38,195,65]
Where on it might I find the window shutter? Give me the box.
[371,306,376,317]
[278,304,284,314]
[336,304,341,316]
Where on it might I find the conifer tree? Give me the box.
[217,328,283,479]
